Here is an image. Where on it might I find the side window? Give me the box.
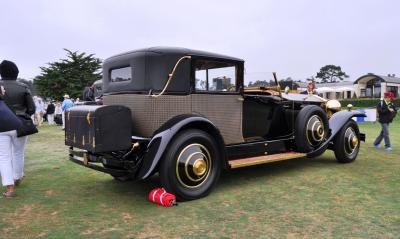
[195,60,237,92]
[110,66,132,82]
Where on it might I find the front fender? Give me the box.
[307,110,366,157]
[136,114,225,179]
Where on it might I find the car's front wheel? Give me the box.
[333,120,360,163]
[160,129,221,201]
[295,105,329,153]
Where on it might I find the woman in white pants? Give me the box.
[0,131,27,197]
[0,60,36,197]
[0,85,23,197]
[0,131,16,196]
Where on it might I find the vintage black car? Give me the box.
[66,47,366,201]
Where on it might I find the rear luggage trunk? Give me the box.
[65,105,132,153]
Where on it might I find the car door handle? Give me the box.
[237,97,244,102]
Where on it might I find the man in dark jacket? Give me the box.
[46,101,56,125]
[373,92,397,151]
[82,82,95,101]
[0,60,36,193]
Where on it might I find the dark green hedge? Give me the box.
[339,98,400,108]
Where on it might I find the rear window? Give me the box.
[110,66,132,82]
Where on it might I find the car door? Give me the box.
[191,58,245,145]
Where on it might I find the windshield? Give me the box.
[244,71,278,88]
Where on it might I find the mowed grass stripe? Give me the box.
[0,119,399,238]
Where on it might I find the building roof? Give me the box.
[106,46,244,63]
[297,81,353,88]
[354,74,400,84]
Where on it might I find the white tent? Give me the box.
[316,87,335,93]
[335,86,354,92]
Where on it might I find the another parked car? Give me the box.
[65,47,366,201]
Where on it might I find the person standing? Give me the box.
[54,102,62,125]
[83,82,95,101]
[46,101,56,125]
[0,85,23,197]
[0,60,36,194]
[61,94,74,129]
[32,96,38,124]
[34,97,45,126]
[301,80,317,95]
[373,92,397,151]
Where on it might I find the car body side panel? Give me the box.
[103,94,192,137]
[103,94,244,145]
[191,94,244,145]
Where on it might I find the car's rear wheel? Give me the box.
[160,129,221,201]
[111,175,134,182]
[102,164,134,182]
[333,120,360,163]
[295,105,329,153]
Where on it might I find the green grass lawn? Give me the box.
[1,118,399,238]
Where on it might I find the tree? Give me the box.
[248,80,270,87]
[278,77,298,90]
[316,65,349,83]
[306,76,316,82]
[33,49,102,100]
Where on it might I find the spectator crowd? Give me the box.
[0,59,101,198]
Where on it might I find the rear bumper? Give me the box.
[68,147,128,177]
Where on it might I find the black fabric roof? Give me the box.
[105,46,244,63]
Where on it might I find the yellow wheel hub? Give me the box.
[176,144,212,188]
[193,159,207,176]
[351,136,359,148]
[317,126,324,137]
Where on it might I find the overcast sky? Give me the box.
[1,0,399,84]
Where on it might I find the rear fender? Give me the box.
[136,114,226,179]
[307,110,366,157]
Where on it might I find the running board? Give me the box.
[228,151,306,169]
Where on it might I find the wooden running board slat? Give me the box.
[228,152,306,169]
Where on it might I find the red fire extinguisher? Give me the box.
[148,188,178,207]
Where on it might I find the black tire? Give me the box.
[333,120,360,163]
[160,129,221,201]
[112,175,134,182]
[102,164,134,182]
[295,105,329,153]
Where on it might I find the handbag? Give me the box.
[16,114,38,137]
[0,100,22,131]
